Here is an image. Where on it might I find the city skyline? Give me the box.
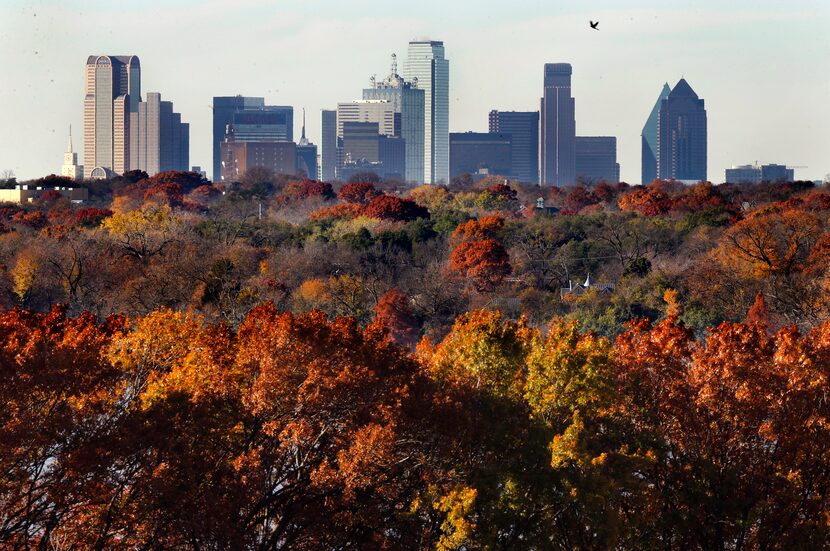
[0,0,828,182]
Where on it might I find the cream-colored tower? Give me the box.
[61,126,84,180]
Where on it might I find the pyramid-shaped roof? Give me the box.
[669,78,699,99]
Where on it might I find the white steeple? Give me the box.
[61,125,83,180]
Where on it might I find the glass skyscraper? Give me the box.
[657,79,707,182]
[641,83,671,184]
[540,63,575,186]
[488,110,539,183]
[321,110,337,181]
[404,40,448,184]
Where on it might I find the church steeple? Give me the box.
[61,124,83,180]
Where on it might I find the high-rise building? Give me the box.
[540,63,576,186]
[135,92,189,176]
[657,79,707,182]
[336,100,397,137]
[449,132,512,180]
[61,126,84,180]
[342,121,380,164]
[404,40,449,184]
[488,110,539,183]
[575,137,620,184]
[642,83,672,184]
[83,55,141,178]
[363,54,425,183]
[378,135,406,180]
[219,129,297,182]
[296,109,318,180]
[321,109,337,181]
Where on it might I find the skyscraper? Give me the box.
[657,79,707,182]
[212,96,265,181]
[61,126,83,180]
[488,110,539,183]
[363,54,425,183]
[83,55,141,178]
[404,40,449,184]
[135,92,189,176]
[540,63,576,186]
[642,83,671,184]
[449,132,512,180]
[575,137,620,184]
[321,110,337,181]
[296,109,318,180]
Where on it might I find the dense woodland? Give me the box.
[1,169,830,549]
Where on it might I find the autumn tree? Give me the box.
[449,239,511,292]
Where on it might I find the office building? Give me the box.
[83,55,141,178]
[342,121,380,164]
[296,109,318,180]
[60,126,83,180]
[540,63,576,186]
[657,79,707,182]
[134,92,189,176]
[321,109,337,181]
[575,137,620,184]
[378,135,406,180]
[404,40,449,184]
[449,132,512,180]
[642,83,672,184]
[363,54,425,183]
[337,100,397,137]
[212,97,293,182]
[219,130,297,182]
[488,110,539,183]
[725,163,795,184]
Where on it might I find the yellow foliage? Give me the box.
[11,251,38,301]
[434,485,477,551]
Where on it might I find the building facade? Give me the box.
[488,110,539,183]
[336,100,398,138]
[135,92,189,176]
[725,163,795,184]
[321,109,337,181]
[449,132,512,180]
[220,136,297,182]
[296,109,318,180]
[575,136,620,184]
[540,63,576,186]
[363,54,425,183]
[642,83,672,184]
[61,127,84,180]
[404,40,449,184]
[657,79,707,182]
[83,55,141,178]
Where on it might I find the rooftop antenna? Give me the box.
[370,74,376,88]
[299,108,309,146]
[390,53,397,76]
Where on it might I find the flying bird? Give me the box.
[589,20,599,30]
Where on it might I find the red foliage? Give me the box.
[563,186,599,213]
[75,208,114,228]
[451,216,504,243]
[374,289,419,345]
[12,210,49,229]
[39,190,64,203]
[449,238,512,292]
[362,195,429,222]
[279,180,335,204]
[144,182,184,207]
[487,182,518,203]
[309,203,365,221]
[149,170,208,193]
[338,182,383,205]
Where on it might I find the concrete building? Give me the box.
[575,137,620,184]
[488,110,539,183]
[296,109,318,180]
[321,109,337,181]
[657,79,707,182]
[60,126,84,180]
[363,54,425,183]
[336,100,397,138]
[212,96,264,181]
[0,184,88,204]
[404,40,449,184]
[219,131,297,182]
[83,55,141,178]
[540,63,576,186]
[135,92,189,176]
[449,132,512,180]
[642,83,672,184]
[725,163,795,183]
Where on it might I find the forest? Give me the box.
[1,169,829,549]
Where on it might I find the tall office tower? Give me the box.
[336,100,397,137]
[321,109,337,181]
[575,137,620,184]
[540,63,576,186]
[296,109,318,180]
[404,40,449,184]
[641,83,671,184]
[135,92,190,176]
[220,132,297,182]
[342,121,380,163]
[449,132,512,180]
[232,106,293,143]
[83,55,141,178]
[212,96,275,181]
[363,54,425,183]
[657,79,707,182]
[61,126,84,180]
[488,110,539,183]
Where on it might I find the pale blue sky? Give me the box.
[1,0,828,182]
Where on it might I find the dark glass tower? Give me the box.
[212,96,264,182]
[488,110,539,183]
[641,83,671,184]
[540,63,575,186]
[657,79,707,182]
[321,109,337,181]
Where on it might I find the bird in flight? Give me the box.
[589,20,599,30]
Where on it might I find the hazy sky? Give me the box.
[1,0,828,183]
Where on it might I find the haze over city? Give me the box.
[1,0,828,182]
